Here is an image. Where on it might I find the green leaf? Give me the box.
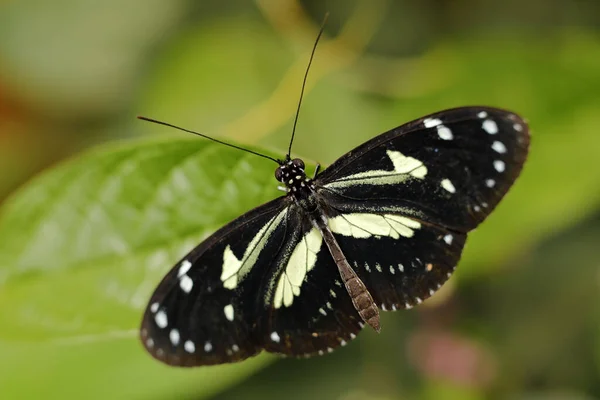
[0,136,288,398]
[0,136,286,340]
[0,339,273,400]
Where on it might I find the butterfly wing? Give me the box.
[258,210,363,357]
[315,106,529,309]
[322,208,467,311]
[316,106,529,231]
[141,197,364,365]
[140,197,292,366]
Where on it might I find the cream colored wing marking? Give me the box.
[273,227,323,308]
[328,213,421,239]
[323,150,427,189]
[220,208,287,289]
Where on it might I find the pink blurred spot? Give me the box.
[407,329,496,388]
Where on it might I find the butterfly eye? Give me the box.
[292,158,305,170]
[275,167,284,182]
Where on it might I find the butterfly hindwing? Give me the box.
[259,210,363,356]
[316,106,529,231]
[324,208,466,310]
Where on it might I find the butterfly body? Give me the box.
[276,157,383,331]
[140,106,529,367]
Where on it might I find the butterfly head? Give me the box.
[275,158,316,197]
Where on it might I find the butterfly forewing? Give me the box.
[140,197,291,366]
[317,106,529,231]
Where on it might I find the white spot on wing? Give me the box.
[224,304,235,321]
[204,341,213,352]
[492,141,507,154]
[441,179,456,193]
[270,331,281,343]
[180,275,193,293]
[483,119,499,134]
[178,260,192,277]
[494,160,506,172]
[513,123,523,132]
[184,340,195,353]
[150,302,159,313]
[444,234,453,245]
[169,329,180,346]
[155,310,168,328]
[319,308,327,316]
[478,111,488,118]
[486,179,496,188]
[437,125,453,140]
[423,118,442,128]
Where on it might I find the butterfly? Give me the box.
[139,105,529,367]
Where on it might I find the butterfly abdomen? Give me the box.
[316,216,381,332]
[345,276,381,332]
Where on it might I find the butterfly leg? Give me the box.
[315,219,381,332]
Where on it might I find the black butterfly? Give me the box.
[139,105,529,367]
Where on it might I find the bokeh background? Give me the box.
[1,0,600,399]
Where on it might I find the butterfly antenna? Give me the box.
[137,116,280,164]
[287,13,329,158]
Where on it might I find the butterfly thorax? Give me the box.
[275,157,318,209]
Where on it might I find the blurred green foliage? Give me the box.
[0,1,599,399]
